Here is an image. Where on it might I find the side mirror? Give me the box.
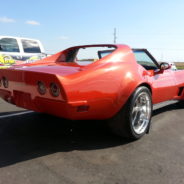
[159,62,171,70]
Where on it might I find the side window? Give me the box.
[0,38,20,52]
[133,50,158,70]
[21,39,41,53]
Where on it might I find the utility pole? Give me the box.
[113,28,117,44]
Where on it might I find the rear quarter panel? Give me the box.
[61,53,146,119]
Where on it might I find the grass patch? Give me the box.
[174,62,184,70]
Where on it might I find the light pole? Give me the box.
[114,28,117,44]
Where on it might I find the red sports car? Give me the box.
[0,44,183,140]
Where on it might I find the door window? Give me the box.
[21,39,41,53]
[133,50,158,70]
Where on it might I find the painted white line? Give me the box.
[153,100,179,110]
[0,111,33,119]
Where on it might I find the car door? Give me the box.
[133,49,178,104]
[172,69,184,95]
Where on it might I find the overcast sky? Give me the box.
[1,0,184,61]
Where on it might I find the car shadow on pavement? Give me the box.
[0,111,129,168]
[152,101,184,116]
[0,102,183,168]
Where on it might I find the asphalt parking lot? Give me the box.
[0,99,184,184]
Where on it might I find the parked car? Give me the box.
[0,44,183,140]
[0,36,46,64]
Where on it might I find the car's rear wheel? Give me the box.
[109,86,152,140]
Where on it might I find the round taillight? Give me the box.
[2,77,8,88]
[50,83,60,97]
[37,81,46,95]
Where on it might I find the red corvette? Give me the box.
[0,44,183,139]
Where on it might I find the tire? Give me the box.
[109,86,152,140]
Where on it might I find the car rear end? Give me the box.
[0,67,74,118]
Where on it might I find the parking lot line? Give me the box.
[0,111,33,119]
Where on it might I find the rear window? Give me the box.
[0,38,20,52]
[21,39,41,53]
[65,46,116,66]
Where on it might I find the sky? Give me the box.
[1,0,184,61]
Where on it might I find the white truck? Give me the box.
[0,36,46,62]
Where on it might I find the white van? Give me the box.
[0,36,45,61]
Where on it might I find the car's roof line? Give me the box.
[0,36,41,42]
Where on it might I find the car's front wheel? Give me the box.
[109,86,152,140]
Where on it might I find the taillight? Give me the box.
[50,83,60,97]
[37,81,46,95]
[2,77,8,88]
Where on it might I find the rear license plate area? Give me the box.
[13,91,32,108]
